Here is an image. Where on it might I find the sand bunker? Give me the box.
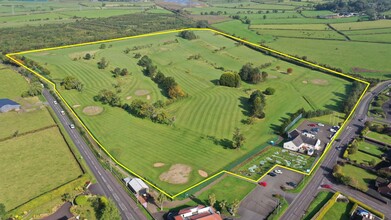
[83,106,103,116]
[159,164,192,184]
[135,90,150,96]
[154,163,165,168]
[311,79,328,85]
[73,105,81,108]
[198,170,208,178]
[126,96,132,100]
[302,80,308,84]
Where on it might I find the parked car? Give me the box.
[321,184,332,189]
[287,182,297,187]
[274,169,282,174]
[308,123,316,127]
[268,172,277,177]
[60,110,65,115]
[53,100,58,105]
[318,123,325,127]
[258,181,267,187]
[70,124,75,129]
[330,128,336,133]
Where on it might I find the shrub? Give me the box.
[264,87,275,95]
[219,72,241,88]
[178,30,197,40]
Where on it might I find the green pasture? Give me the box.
[0,127,82,211]
[341,164,377,191]
[265,38,391,79]
[235,146,316,180]
[25,30,350,194]
[358,141,385,156]
[301,10,335,17]
[0,64,29,99]
[366,131,391,144]
[250,23,329,30]
[348,33,391,43]
[253,29,344,39]
[323,201,354,220]
[214,20,275,43]
[330,20,391,30]
[210,2,296,10]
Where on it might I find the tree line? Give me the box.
[19,56,51,75]
[342,81,365,115]
[123,99,174,125]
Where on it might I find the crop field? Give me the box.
[0,65,82,211]
[0,127,82,210]
[22,29,351,195]
[234,146,316,180]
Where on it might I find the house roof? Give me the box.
[178,205,205,215]
[128,178,148,193]
[292,135,318,147]
[378,183,391,195]
[175,206,222,220]
[288,129,300,138]
[0,98,20,108]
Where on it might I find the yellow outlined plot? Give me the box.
[7,28,370,199]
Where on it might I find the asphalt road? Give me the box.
[280,80,391,220]
[43,89,146,220]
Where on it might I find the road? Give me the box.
[280,80,391,220]
[43,89,147,220]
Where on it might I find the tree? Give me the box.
[229,199,240,216]
[22,81,43,97]
[94,89,121,107]
[196,20,209,28]
[0,203,5,220]
[61,193,71,202]
[101,199,121,220]
[179,30,197,40]
[208,193,216,208]
[154,71,165,84]
[369,159,376,167]
[162,77,177,90]
[263,15,267,19]
[264,87,275,95]
[120,68,129,76]
[219,200,227,212]
[157,192,166,211]
[100,44,106,49]
[112,67,121,77]
[287,68,293,74]
[98,57,108,69]
[332,164,342,174]
[219,72,241,88]
[61,76,84,91]
[232,127,245,149]
[261,71,268,80]
[341,175,352,185]
[84,53,91,60]
[168,85,186,99]
[239,63,262,84]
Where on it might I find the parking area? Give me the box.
[237,167,304,219]
[295,120,337,151]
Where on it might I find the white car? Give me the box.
[274,169,282,174]
[318,123,325,127]
[330,128,336,133]
[53,100,58,105]
[70,124,75,129]
[60,110,65,115]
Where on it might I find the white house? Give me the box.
[284,130,321,156]
[127,178,149,196]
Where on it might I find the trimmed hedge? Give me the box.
[313,192,340,220]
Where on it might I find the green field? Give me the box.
[348,150,382,165]
[0,127,82,211]
[366,131,391,144]
[358,141,385,156]
[303,191,333,220]
[323,201,354,220]
[341,164,377,191]
[24,29,350,195]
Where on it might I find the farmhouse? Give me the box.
[284,129,321,156]
[174,205,222,220]
[0,98,21,113]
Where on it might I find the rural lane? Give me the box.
[280,80,391,220]
[43,89,147,220]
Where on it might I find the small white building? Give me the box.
[127,178,149,196]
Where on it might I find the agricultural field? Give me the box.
[0,64,83,212]
[22,29,351,195]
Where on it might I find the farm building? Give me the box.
[174,205,222,220]
[284,130,321,156]
[127,178,149,196]
[0,98,21,113]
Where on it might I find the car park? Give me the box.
[268,172,277,177]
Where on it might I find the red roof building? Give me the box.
[174,205,223,220]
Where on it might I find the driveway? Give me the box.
[238,167,303,219]
[41,202,72,220]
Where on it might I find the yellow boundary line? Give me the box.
[6,28,370,199]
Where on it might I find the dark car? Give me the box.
[268,172,277,177]
[287,182,297,187]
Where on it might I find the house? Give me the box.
[174,205,222,220]
[284,130,321,156]
[0,98,21,113]
[377,182,391,198]
[127,178,149,196]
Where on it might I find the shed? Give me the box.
[0,99,21,113]
[128,178,149,196]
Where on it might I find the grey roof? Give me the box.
[288,129,300,139]
[292,135,318,147]
[0,98,20,108]
[128,178,148,193]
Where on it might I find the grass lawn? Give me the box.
[341,164,377,191]
[358,141,385,156]
[348,151,381,165]
[23,29,350,195]
[0,127,82,211]
[183,175,255,212]
[303,191,333,220]
[323,201,354,220]
[234,146,316,180]
[366,131,391,144]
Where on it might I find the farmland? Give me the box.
[0,64,83,212]
[22,29,351,195]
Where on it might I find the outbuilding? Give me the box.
[0,99,21,113]
[127,178,149,196]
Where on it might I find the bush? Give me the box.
[219,72,241,88]
[264,87,275,95]
[61,76,84,91]
[75,195,89,206]
[179,30,197,40]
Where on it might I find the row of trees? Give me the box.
[61,76,84,91]
[208,193,240,216]
[332,163,367,191]
[342,81,365,115]
[123,99,174,125]
[20,56,51,75]
[137,55,186,99]
[111,67,130,78]
[363,121,391,136]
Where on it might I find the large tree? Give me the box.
[232,127,245,149]
[219,72,241,88]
